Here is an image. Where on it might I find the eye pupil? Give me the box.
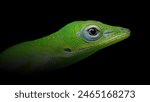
[87,27,99,36]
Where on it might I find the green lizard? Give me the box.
[0,20,130,72]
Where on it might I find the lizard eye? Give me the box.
[87,27,99,36]
[81,25,102,42]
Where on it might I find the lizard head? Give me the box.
[59,20,130,58]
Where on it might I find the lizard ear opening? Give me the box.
[64,48,72,52]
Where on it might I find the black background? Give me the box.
[0,1,149,85]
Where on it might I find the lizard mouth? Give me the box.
[106,32,130,43]
[100,27,130,47]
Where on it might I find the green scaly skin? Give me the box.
[0,20,130,72]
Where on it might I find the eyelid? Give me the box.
[85,25,100,31]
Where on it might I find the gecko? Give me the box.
[0,20,130,72]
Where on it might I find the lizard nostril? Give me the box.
[120,28,126,31]
[120,28,130,32]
